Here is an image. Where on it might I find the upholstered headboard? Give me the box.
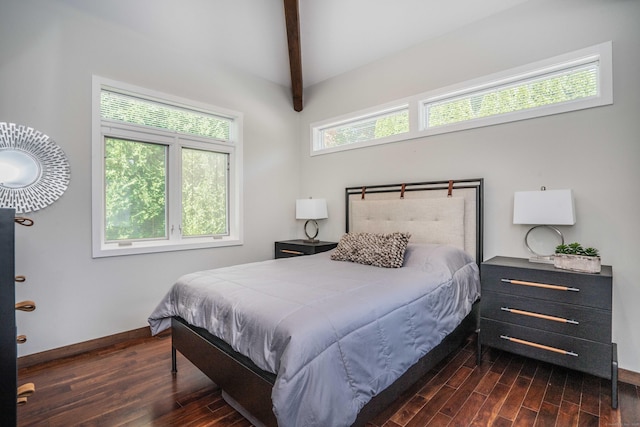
[345,179,483,264]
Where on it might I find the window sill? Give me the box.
[92,236,243,258]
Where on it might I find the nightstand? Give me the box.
[274,240,338,259]
[478,256,617,408]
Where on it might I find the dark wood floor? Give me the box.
[17,332,639,426]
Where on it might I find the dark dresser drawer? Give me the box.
[481,319,613,379]
[481,290,611,342]
[482,259,612,309]
[274,240,337,259]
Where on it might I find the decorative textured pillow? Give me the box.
[331,232,411,268]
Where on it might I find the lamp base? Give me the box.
[528,255,555,264]
[303,220,319,243]
[525,225,564,263]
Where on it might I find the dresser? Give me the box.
[274,240,337,259]
[478,256,617,408]
[1,209,37,425]
[1,209,18,423]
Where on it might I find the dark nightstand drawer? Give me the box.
[481,291,611,342]
[275,240,337,259]
[480,319,613,379]
[482,261,612,310]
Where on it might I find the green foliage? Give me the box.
[101,91,231,141]
[428,67,597,128]
[555,242,599,257]
[102,91,232,242]
[181,148,228,236]
[105,138,167,241]
[582,247,600,257]
[324,110,409,148]
[104,139,229,241]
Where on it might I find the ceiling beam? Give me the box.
[283,0,303,111]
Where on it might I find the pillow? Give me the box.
[402,242,474,272]
[331,232,411,268]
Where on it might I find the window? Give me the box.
[312,105,409,154]
[92,77,243,257]
[425,64,598,128]
[311,42,612,155]
[420,46,610,133]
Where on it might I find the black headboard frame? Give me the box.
[344,178,484,266]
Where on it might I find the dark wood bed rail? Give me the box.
[172,317,278,426]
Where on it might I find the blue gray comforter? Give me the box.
[148,243,480,426]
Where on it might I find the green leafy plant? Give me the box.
[555,242,599,257]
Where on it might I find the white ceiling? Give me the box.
[55,0,529,88]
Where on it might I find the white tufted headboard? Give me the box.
[345,179,483,264]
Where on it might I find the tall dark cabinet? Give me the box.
[0,208,18,424]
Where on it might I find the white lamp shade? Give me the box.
[296,198,328,220]
[513,189,576,225]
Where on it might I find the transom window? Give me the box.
[311,42,612,155]
[92,77,243,257]
[421,58,601,131]
[313,106,409,153]
[100,90,232,140]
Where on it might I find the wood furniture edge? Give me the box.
[17,326,164,369]
[1,208,18,424]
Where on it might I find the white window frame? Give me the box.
[311,102,411,156]
[418,41,612,136]
[310,42,612,155]
[91,76,243,258]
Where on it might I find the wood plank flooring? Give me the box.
[17,332,639,426]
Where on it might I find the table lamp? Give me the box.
[296,198,328,243]
[513,188,576,263]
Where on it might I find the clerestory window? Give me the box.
[420,46,608,132]
[311,42,612,155]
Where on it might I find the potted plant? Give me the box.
[554,242,601,273]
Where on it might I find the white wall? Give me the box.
[1,0,301,357]
[298,0,640,372]
[3,0,639,376]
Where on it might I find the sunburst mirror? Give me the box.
[0,122,70,213]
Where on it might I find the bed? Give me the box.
[148,178,484,427]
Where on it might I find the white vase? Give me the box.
[553,254,601,273]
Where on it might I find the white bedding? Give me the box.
[148,243,480,427]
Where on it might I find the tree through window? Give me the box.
[92,77,242,257]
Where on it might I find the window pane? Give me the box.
[426,64,598,128]
[320,108,409,149]
[101,90,231,141]
[182,148,228,237]
[104,137,167,241]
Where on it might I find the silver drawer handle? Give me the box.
[501,278,580,292]
[500,307,579,325]
[500,335,578,357]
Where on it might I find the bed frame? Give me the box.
[171,178,484,427]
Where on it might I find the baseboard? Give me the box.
[17,327,153,370]
[620,368,640,387]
